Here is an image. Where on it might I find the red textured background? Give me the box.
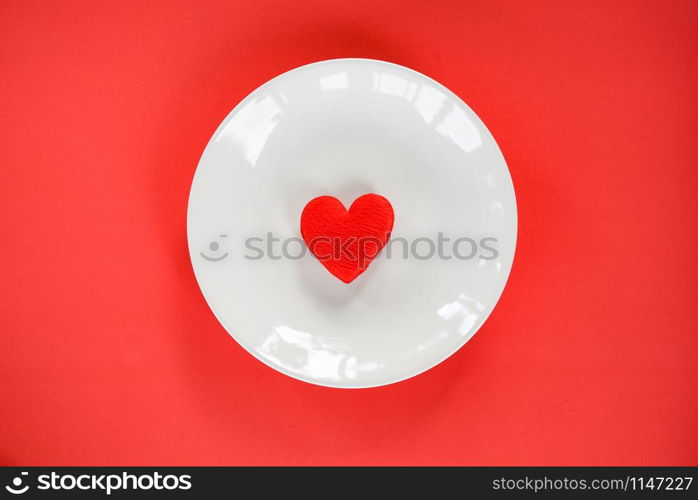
[1,0,696,465]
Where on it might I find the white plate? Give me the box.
[187,59,517,388]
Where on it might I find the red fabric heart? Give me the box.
[300,194,394,283]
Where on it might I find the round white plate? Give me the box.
[187,59,517,388]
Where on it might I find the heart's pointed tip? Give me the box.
[330,270,360,284]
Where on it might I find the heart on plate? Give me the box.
[300,194,394,283]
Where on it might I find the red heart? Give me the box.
[300,194,394,283]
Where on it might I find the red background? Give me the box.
[1,0,696,465]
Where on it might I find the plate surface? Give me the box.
[187,59,517,388]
